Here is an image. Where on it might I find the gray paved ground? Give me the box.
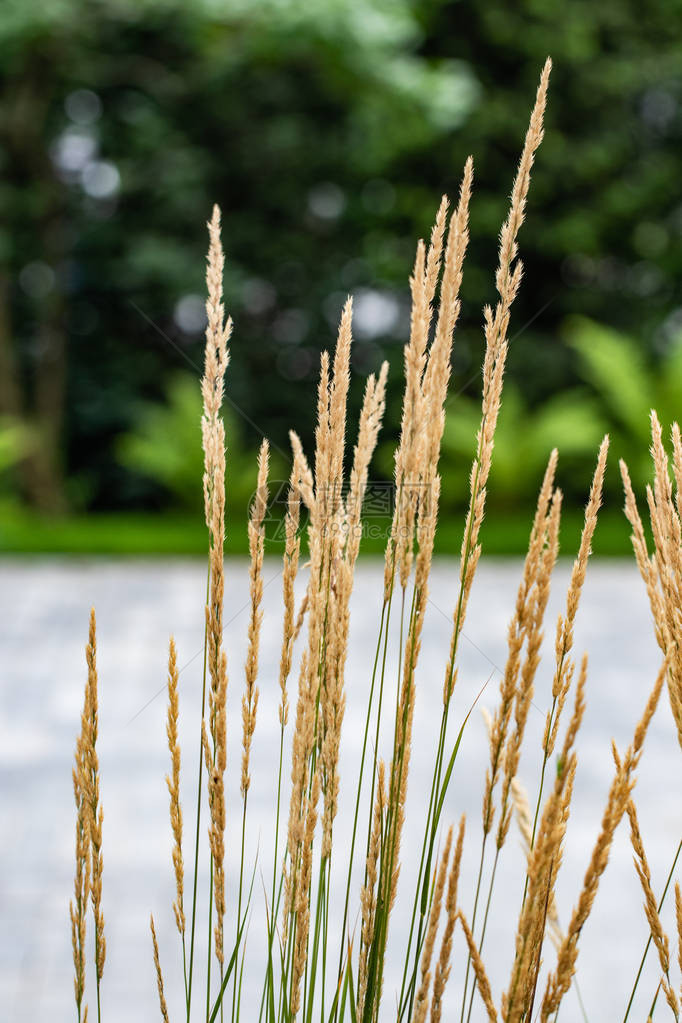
[1,557,678,1020]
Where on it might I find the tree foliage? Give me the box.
[1,0,681,512]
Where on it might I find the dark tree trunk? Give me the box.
[2,56,69,514]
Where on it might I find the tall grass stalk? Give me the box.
[623,837,682,1021]
[187,555,211,1019]
[68,58,682,1023]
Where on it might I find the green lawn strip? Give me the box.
[0,506,631,556]
[0,510,245,555]
[357,506,631,557]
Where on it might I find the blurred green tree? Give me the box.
[0,0,680,518]
[116,371,285,516]
[440,382,607,509]
[0,417,33,481]
[568,315,682,492]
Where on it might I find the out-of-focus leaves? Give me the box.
[566,316,652,445]
[441,383,607,506]
[2,0,682,518]
[568,315,682,491]
[116,373,205,509]
[0,417,33,475]
[116,372,284,516]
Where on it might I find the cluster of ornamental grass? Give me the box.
[68,59,682,1023]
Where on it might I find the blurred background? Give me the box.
[1,0,682,553]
